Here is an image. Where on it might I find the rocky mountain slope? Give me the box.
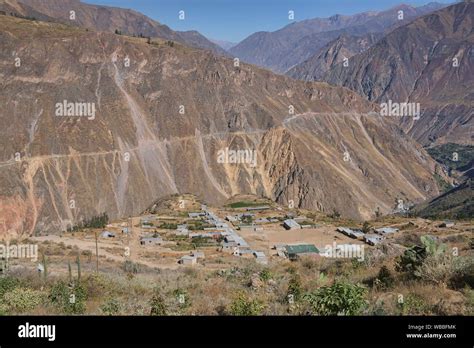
[287,33,383,81]
[0,0,228,56]
[0,15,442,237]
[230,3,446,73]
[412,170,473,220]
[323,2,474,146]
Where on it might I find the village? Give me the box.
[0,193,471,317]
[25,195,462,272]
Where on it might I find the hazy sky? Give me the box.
[83,0,454,43]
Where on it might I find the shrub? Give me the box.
[122,260,141,274]
[3,287,44,313]
[396,236,446,276]
[0,276,20,297]
[150,289,167,316]
[49,281,87,314]
[361,221,371,233]
[172,288,190,309]
[229,292,265,315]
[304,281,367,315]
[376,266,395,288]
[259,269,272,282]
[287,273,302,302]
[328,209,340,219]
[100,298,121,315]
[398,294,430,315]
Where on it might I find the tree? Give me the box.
[229,292,265,315]
[361,221,371,233]
[304,281,367,315]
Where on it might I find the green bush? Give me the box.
[396,236,446,276]
[259,269,272,282]
[304,281,367,315]
[3,287,44,313]
[122,260,141,274]
[376,266,395,288]
[150,289,167,316]
[229,292,265,315]
[172,288,190,309]
[100,298,121,315]
[398,294,430,315]
[287,273,302,302]
[49,281,87,314]
[0,276,20,297]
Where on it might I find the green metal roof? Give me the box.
[284,244,319,254]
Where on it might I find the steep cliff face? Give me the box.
[324,2,474,146]
[287,33,383,81]
[0,15,440,236]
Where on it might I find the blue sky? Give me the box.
[83,0,454,43]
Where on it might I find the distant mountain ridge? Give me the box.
[230,2,448,73]
[0,0,229,56]
[323,1,474,146]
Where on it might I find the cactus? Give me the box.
[76,255,81,281]
[68,261,72,283]
[41,253,48,281]
[421,235,446,256]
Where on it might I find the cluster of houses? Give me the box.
[336,226,400,246]
[181,207,268,265]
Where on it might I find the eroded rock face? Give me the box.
[323,2,474,146]
[287,33,383,81]
[0,15,440,235]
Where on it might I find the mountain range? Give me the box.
[322,1,473,146]
[0,10,443,235]
[230,2,448,73]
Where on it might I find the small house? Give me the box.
[191,251,205,259]
[253,251,268,265]
[283,219,301,230]
[101,231,115,238]
[337,227,364,239]
[140,237,162,246]
[226,215,239,223]
[180,255,197,266]
[439,221,455,228]
[239,249,254,258]
[245,206,270,211]
[363,234,384,246]
[188,212,206,219]
[375,227,399,235]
